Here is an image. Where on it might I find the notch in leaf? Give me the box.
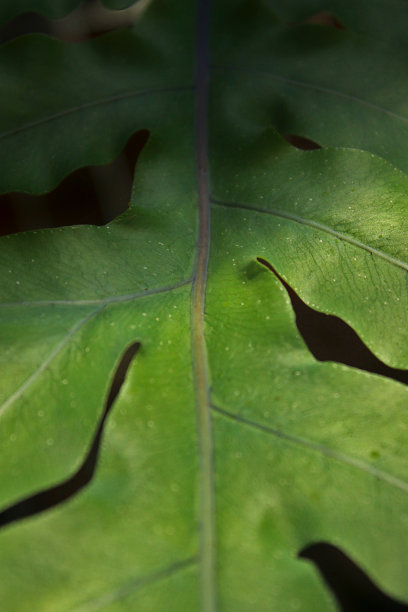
[0,129,149,237]
[283,133,321,150]
[299,542,408,611]
[0,2,151,45]
[0,342,140,529]
[257,257,408,386]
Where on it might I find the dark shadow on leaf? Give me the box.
[303,12,345,30]
[0,129,149,237]
[257,257,408,385]
[299,542,408,611]
[0,12,51,44]
[0,341,139,529]
[53,0,150,43]
[284,133,322,151]
[0,1,148,45]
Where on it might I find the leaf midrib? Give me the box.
[192,0,216,610]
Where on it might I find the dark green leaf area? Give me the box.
[212,5,408,172]
[0,0,137,27]
[0,129,148,236]
[0,22,194,194]
[0,110,197,303]
[216,0,408,42]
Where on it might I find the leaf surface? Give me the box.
[0,0,137,25]
[1,1,408,610]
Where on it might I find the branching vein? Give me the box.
[0,86,193,141]
[73,556,198,612]
[0,305,105,416]
[212,198,408,272]
[211,404,408,493]
[0,278,192,308]
[0,280,191,414]
[213,64,408,125]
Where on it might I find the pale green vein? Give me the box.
[0,85,193,141]
[192,0,216,610]
[212,198,408,272]
[211,405,408,494]
[0,280,191,413]
[73,556,198,612]
[0,278,192,308]
[0,305,105,416]
[213,64,408,125]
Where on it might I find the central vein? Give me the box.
[191,0,216,611]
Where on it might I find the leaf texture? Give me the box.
[0,1,408,610]
[0,0,137,26]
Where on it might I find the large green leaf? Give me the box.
[1,0,408,610]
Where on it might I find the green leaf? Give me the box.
[0,0,138,25]
[1,0,408,610]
